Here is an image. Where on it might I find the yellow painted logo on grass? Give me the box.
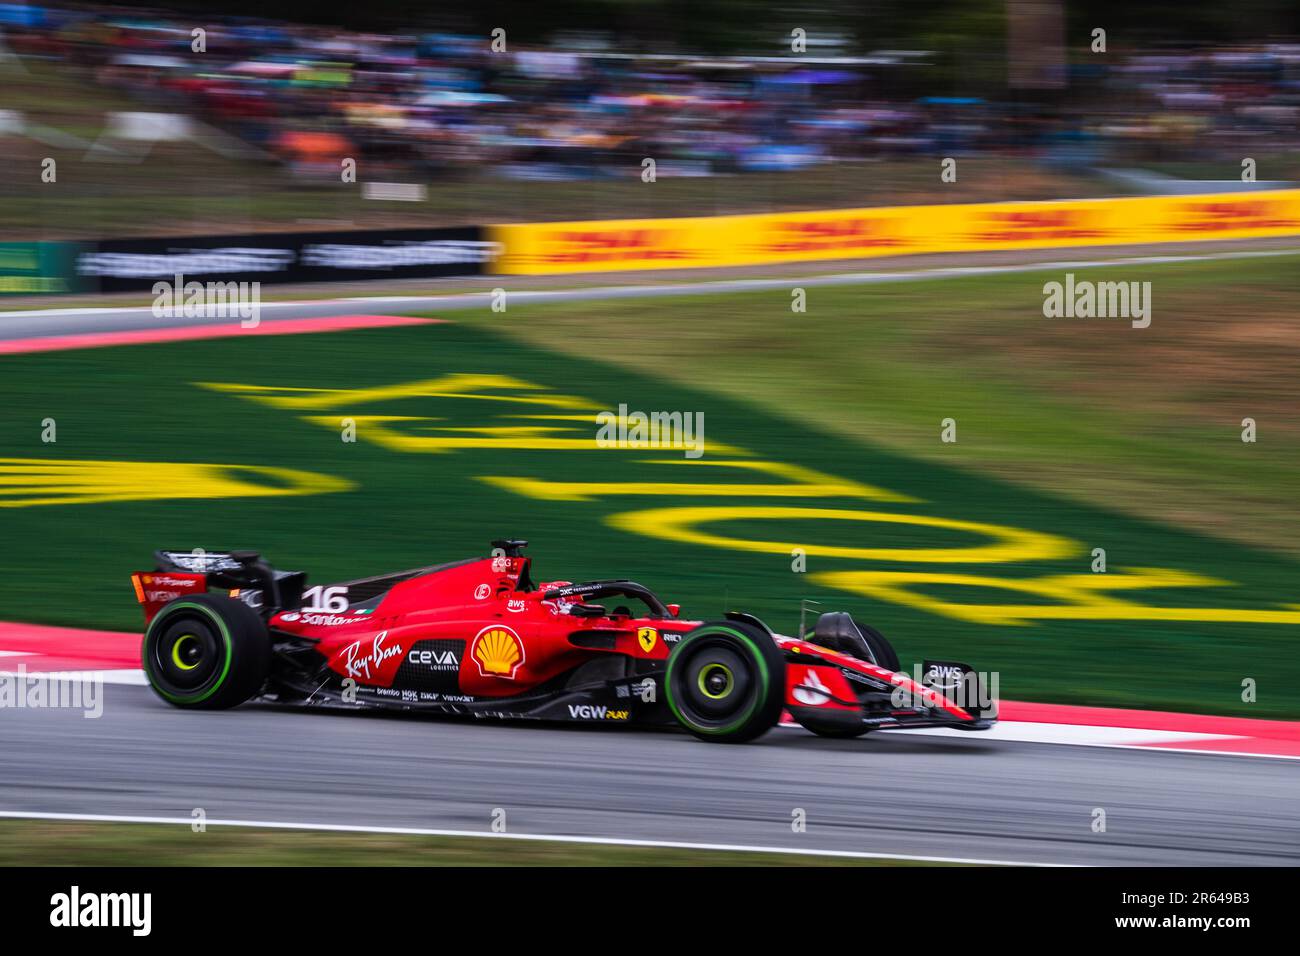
[0,458,353,507]
[198,372,1300,629]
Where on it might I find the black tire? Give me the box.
[854,619,901,673]
[807,615,901,673]
[665,621,785,743]
[142,593,270,709]
[805,723,870,739]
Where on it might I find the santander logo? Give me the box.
[793,669,832,706]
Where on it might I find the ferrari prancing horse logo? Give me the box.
[637,627,658,652]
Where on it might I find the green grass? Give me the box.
[459,254,1300,561]
[0,820,925,866]
[2,259,1299,719]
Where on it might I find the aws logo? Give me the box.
[925,664,965,685]
[471,625,525,679]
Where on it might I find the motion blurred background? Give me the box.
[2,0,1299,868]
[2,0,1298,235]
[1,0,1298,719]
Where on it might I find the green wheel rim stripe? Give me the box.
[666,625,771,736]
[143,602,233,704]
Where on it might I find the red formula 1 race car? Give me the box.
[131,540,995,743]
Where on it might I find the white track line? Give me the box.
[886,723,1300,761]
[892,721,1240,747]
[0,810,1066,866]
[3,246,1298,320]
[0,668,146,685]
[431,246,1300,306]
[10,667,1296,757]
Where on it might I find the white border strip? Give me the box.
[0,668,147,685]
[0,810,1067,867]
[8,667,1297,758]
[3,247,1299,320]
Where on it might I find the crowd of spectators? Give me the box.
[3,2,1298,182]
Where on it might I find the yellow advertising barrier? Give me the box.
[488,189,1300,275]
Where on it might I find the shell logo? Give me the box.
[471,625,525,679]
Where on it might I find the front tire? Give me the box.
[807,614,901,673]
[853,619,900,673]
[803,721,870,739]
[142,594,269,709]
[665,621,785,743]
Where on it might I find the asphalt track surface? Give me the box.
[5,242,1298,865]
[4,684,1297,865]
[2,242,1298,342]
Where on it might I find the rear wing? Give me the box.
[131,549,306,624]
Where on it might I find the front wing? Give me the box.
[779,638,997,733]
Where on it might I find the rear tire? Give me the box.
[142,594,269,709]
[665,621,785,743]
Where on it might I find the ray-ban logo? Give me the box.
[50,886,151,936]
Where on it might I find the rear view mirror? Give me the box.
[666,603,680,618]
